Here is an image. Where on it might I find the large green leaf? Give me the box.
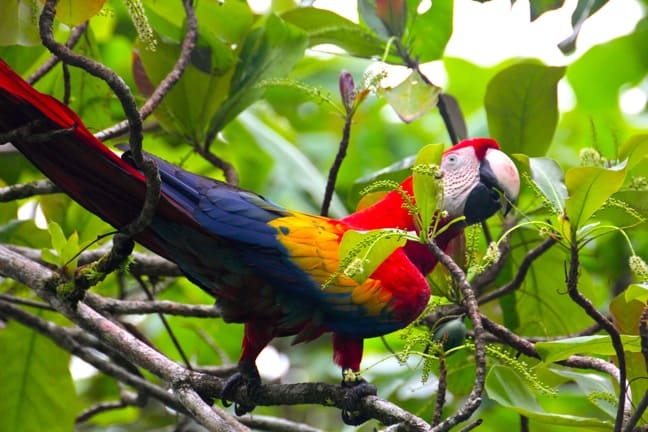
[559,0,608,53]
[137,37,233,142]
[0,1,41,46]
[206,14,308,137]
[281,7,391,60]
[609,286,648,409]
[404,0,453,63]
[237,112,347,217]
[536,334,642,363]
[565,160,628,228]
[486,365,612,428]
[0,320,79,432]
[530,0,565,21]
[485,62,565,156]
[528,156,568,215]
[508,229,600,336]
[567,23,648,112]
[412,143,444,236]
[144,0,253,44]
[337,229,408,283]
[619,134,648,171]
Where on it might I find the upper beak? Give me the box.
[463,148,520,225]
[480,148,520,212]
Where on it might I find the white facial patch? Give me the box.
[440,147,481,218]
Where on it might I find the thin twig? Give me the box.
[84,293,219,317]
[27,22,88,85]
[134,274,193,370]
[321,115,352,217]
[478,237,557,305]
[238,414,326,432]
[193,144,239,186]
[6,244,181,277]
[622,307,648,432]
[425,241,486,431]
[566,241,627,431]
[432,356,447,425]
[0,179,59,202]
[0,293,54,311]
[95,0,198,143]
[76,401,127,424]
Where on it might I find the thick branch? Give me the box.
[0,244,434,430]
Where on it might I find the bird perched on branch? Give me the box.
[0,59,519,424]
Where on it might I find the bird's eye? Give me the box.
[446,154,458,164]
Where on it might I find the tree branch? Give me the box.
[425,240,485,431]
[95,0,198,143]
[567,240,627,431]
[0,179,59,202]
[478,236,557,305]
[27,21,89,85]
[0,244,436,430]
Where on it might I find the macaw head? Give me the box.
[440,138,520,225]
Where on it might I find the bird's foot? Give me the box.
[340,368,377,426]
[221,360,261,416]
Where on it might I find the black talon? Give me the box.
[221,360,261,416]
[340,369,377,426]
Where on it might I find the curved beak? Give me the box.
[463,148,520,225]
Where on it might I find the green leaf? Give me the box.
[0,320,79,432]
[567,27,648,112]
[144,0,253,44]
[338,229,408,283]
[565,160,628,228]
[623,283,648,303]
[350,156,415,200]
[206,14,308,136]
[559,0,609,53]
[358,0,392,40]
[383,71,441,123]
[609,287,648,409]
[509,229,600,336]
[547,367,617,419]
[47,221,67,256]
[138,37,236,142]
[0,1,41,46]
[530,0,565,21]
[486,365,613,428]
[528,156,568,214]
[412,143,444,236]
[281,7,392,60]
[237,113,347,217]
[485,62,565,156]
[536,334,642,363]
[619,134,648,171]
[404,0,453,63]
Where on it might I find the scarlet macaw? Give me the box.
[0,59,519,423]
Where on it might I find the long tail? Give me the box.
[0,59,192,256]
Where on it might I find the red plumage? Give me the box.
[0,58,516,423]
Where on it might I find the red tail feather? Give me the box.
[0,59,194,255]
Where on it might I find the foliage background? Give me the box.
[0,0,647,431]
